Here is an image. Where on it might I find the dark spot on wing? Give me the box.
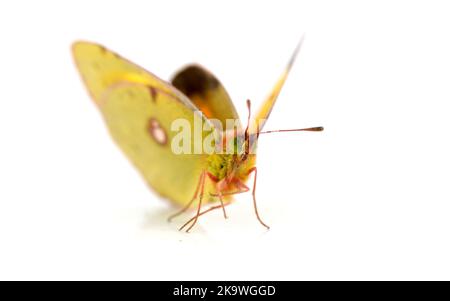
[149,86,157,102]
[171,65,219,97]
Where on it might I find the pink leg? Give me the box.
[168,171,205,222]
[179,172,228,232]
[205,173,227,219]
[179,202,233,230]
[234,180,250,193]
[216,189,227,219]
[247,167,270,230]
[180,170,207,232]
[209,181,250,197]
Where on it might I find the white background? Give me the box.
[0,0,449,280]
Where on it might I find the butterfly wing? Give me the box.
[72,41,196,110]
[250,38,304,134]
[171,64,241,130]
[100,83,215,205]
[72,41,214,206]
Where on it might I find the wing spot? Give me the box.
[147,118,167,146]
[149,87,157,102]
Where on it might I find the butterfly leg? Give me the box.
[203,172,227,219]
[216,190,227,219]
[179,172,227,232]
[179,202,233,229]
[180,179,255,231]
[209,179,250,197]
[168,171,205,222]
[207,179,251,218]
[247,167,270,230]
[179,170,207,232]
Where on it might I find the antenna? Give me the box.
[258,126,324,134]
[241,99,252,161]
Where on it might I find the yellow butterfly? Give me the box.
[72,39,323,232]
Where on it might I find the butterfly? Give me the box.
[72,38,323,232]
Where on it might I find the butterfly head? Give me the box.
[227,100,258,181]
[206,100,258,183]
